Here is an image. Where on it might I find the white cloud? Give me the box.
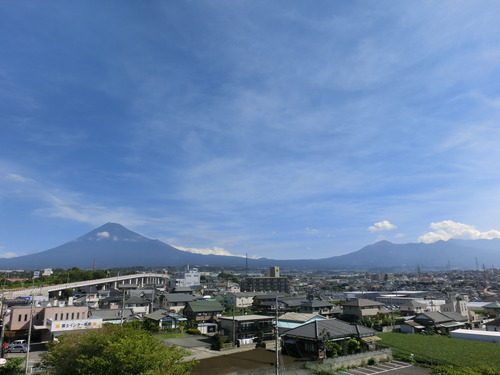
[35,192,147,228]
[5,173,32,183]
[306,228,334,238]
[306,228,320,236]
[0,246,19,258]
[172,245,246,258]
[368,220,397,232]
[97,231,110,239]
[418,220,500,244]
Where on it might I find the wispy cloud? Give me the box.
[306,228,334,238]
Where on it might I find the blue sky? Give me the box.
[2,1,500,260]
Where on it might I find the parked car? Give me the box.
[5,344,27,353]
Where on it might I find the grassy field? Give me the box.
[377,332,500,371]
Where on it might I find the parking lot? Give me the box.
[3,343,46,372]
[345,360,430,375]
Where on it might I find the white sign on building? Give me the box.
[47,318,103,332]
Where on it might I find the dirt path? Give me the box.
[190,348,307,375]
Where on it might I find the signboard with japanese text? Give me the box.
[47,318,102,332]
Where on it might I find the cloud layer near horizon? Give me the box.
[419,220,500,243]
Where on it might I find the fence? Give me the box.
[309,348,393,372]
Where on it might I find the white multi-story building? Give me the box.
[174,267,201,287]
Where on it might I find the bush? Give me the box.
[0,357,24,375]
[211,334,228,351]
[367,357,379,366]
[186,328,201,335]
[324,341,342,358]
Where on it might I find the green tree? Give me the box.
[0,357,24,375]
[40,325,196,375]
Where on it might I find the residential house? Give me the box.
[299,300,337,318]
[484,317,500,332]
[91,308,136,325]
[483,301,500,317]
[183,300,224,323]
[124,296,150,315]
[341,299,386,320]
[282,319,377,359]
[73,286,100,307]
[143,309,186,329]
[161,293,196,313]
[220,315,274,345]
[401,311,468,334]
[252,294,286,313]
[223,292,258,309]
[277,312,327,334]
[399,300,427,316]
[170,286,194,294]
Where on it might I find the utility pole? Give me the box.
[245,254,249,276]
[275,296,279,375]
[25,293,35,374]
[232,297,236,346]
[0,296,6,358]
[120,287,125,326]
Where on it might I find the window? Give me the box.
[66,313,69,320]
[304,342,315,352]
[18,315,22,322]
[77,313,80,319]
[55,313,58,320]
[71,313,74,319]
[24,314,28,321]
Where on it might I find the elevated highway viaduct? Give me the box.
[1,273,169,299]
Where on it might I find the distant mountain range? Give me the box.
[0,223,499,271]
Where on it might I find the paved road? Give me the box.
[163,335,259,361]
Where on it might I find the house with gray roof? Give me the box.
[401,311,468,334]
[282,319,377,359]
[484,317,500,332]
[144,309,186,329]
[484,301,500,316]
[160,293,196,313]
[299,300,337,317]
[124,296,150,315]
[277,312,327,334]
[91,308,137,325]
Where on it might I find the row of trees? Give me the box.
[1,268,132,289]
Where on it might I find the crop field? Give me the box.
[377,332,500,371]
